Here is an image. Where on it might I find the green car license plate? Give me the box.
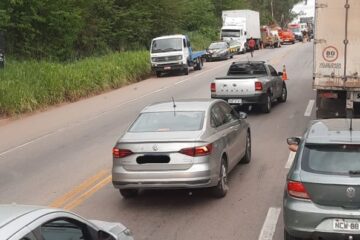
[333,219,360,231]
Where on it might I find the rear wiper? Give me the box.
[349,170,360,175]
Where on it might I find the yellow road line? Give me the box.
[49,169,109,208]
[63,175,112,211]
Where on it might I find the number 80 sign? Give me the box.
[322,46,339,62]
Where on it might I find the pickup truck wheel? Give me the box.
[278,84,287,103]
[261,94,272,113]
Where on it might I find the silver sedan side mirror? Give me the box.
[239,112,247,119]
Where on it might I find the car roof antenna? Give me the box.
[172,97,176,116]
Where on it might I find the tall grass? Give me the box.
[187,29,220,51]
[0,51,151,116]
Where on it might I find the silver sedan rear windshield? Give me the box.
[302,144,360,175]
[129,111,205,132]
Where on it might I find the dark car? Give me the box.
[206,42,233,61]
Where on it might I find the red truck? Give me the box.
[279,29,295,45]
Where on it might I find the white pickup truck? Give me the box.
[211,61,287,113]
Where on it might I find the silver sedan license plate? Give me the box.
[228,99,242,104]
[333,219,360,231]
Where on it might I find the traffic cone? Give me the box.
[282,65,288,81]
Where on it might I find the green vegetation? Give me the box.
[0,51,150,115]
[0,0,301,116]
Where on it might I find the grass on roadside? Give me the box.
[0,51,151,116]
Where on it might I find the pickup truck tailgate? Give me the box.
[213,78,256,96]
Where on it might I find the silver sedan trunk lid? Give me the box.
[116,131,203,171]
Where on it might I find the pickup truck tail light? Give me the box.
[255,82,263,91]
[211,83,216,92]
[180,144,213,157]
[287,181,310,199]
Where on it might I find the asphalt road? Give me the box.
[0,42,315,240]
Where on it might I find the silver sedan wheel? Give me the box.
[212,160,228,198]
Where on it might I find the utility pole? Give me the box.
[270,0,274,20]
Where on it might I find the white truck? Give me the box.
[150,35,206,77]
[314,0,360,118]
[221,10,261,51]
[220,17,247,54]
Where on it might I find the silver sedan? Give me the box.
[0,204,133,240]
[112,99,251,198]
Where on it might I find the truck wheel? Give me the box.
[261,94,272,113]
[278,84,287,103]
[183,67,189,75]
[194,59,203,71]
[156,71,162,77]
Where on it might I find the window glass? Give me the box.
[219,103,238,123]
[268,65,278,76]
[228,63,267,76]
[209,42,227,50]
[211,105,226,127]
[221,30,240,38]
[151,38,182,53]
[20,232,37,240]
[129,111,204,132]
[302,144,360,175]
[40,219,87,240]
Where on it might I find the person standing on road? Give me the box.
[248,37,256,58]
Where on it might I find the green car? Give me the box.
[284,119,360,240]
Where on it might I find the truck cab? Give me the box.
[150,34,204,77]
[220,17,247,54]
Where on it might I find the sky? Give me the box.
[292,0,315,20]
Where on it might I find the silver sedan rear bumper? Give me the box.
[112,163,218,189]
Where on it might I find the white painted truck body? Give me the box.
[222,10,261,41]
[314,0,360,118]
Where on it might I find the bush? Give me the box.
[0,51,151,116]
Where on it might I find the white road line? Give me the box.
[174,79,187,85]
[285,151,296,169]
[258,207,281,240]
[304,99,315,117]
